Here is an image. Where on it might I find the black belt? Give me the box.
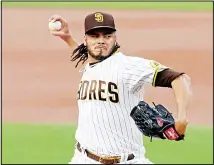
[77,142,135,164]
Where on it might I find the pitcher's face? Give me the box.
[85,28,117,61]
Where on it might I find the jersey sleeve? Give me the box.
[122,56,168,92]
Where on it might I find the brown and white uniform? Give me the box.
[69,52,169,164]
[67,11,184,164]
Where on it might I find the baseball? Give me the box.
[48,20,62,31]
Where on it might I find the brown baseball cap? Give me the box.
[84,12,116,34]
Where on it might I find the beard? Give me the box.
[88,48,104,60]
[87,45,115,61]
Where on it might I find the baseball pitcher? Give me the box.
[49,12,192,164]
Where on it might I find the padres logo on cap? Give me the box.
[95,13,104,22]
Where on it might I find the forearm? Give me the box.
[63,35,79,51]
[171,74,192,120]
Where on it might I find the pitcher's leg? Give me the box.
[68,149,82,164]
[119,157,154,164]
[69,149,92,164]
[137,157,154,164]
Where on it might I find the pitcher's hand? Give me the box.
[175,119,188,136]
[49,15,71,41]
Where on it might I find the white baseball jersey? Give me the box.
[75,52,168,157]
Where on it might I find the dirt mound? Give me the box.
[2,8,212,126]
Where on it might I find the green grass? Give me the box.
[2,2,213,11]
[2,123,213,164]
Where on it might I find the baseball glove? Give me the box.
[130,101,184,141]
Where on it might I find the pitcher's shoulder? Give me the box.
[114,52,135,60]
[113,52,153,66]
[118,53,147,63]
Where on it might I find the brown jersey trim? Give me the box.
[154,68,185,88]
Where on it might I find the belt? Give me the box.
[77,142,135,164]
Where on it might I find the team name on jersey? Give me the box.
[77,80,119,103]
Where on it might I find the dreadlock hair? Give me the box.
[70,42,120,68]
[70,43,88,68]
